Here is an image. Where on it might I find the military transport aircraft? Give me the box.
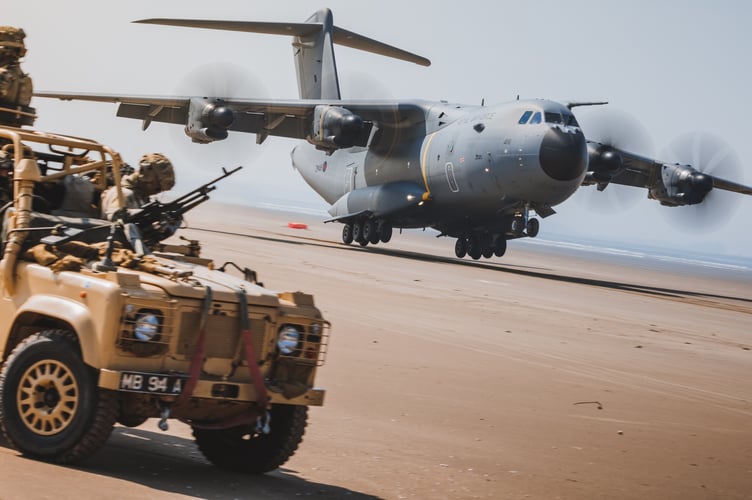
[36,8,752,260]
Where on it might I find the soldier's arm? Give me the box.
[0,68,11,98]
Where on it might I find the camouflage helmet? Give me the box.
[0,27,27,57]
[138,153,175,193]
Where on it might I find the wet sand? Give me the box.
[2,202,751,499]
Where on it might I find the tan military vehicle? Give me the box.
[0,124,329,473]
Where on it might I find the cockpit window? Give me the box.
[529,111,542,124]
[518,110,533,124]
[565,113,579,127]
[544,112,562,124]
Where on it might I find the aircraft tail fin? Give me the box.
[134,8,430,100]
[293,9,341,100]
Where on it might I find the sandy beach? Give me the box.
[1,202,750,499]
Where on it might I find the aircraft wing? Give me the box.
[584,141,752,206]
[34,91,427,150]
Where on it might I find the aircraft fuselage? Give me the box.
[292,98,587,237]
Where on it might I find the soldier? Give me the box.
[101,153,175,220]
[0,26,35,127]
[0,149,12,209]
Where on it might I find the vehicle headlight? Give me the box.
[134,313,161,341]
[277,325,300,355]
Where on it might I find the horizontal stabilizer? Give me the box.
[332,27,430,66]
[134,18,321,37]
[134,18,431,67]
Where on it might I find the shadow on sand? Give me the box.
[190,225,752,310]
[2,426,380,499]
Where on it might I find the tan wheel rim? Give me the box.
[16,359,79,436]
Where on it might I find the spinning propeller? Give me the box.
[658,132,745,232]
[169,62,269,172]
[578,107,655,211]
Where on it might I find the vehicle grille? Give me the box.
[176,312,270,360]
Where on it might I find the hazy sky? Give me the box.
[6,1,752,261]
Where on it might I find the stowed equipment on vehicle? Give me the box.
[0,126,329,474]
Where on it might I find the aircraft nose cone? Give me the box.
[539,127,587,181]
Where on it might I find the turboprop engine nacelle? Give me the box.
[185,97,235,144]
[583,143,623,184]
[649,163,713,206]
[309,105,371,153]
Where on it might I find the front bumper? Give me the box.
[98,368,326,406]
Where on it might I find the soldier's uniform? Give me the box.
[0,26,35,127]
[0,149,12,208]
[101,153,176,220]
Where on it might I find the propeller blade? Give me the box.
[168,62,269,173]
[660,132,745,232]
[576,107,654,212]
[174,61,267,99]
[578,107,655,156]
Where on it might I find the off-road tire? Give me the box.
[117,415,149,428]
[0,330,118,463]
[193,404,308,474]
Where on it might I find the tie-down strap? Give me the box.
[176,286,212,405]
[175,287,270,410]
[236,288,270,408]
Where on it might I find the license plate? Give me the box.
[118,371,188,395]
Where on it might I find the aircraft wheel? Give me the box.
[510,217,525,236]
[362,219,376,244]
[352,221,364,244]
[493,236,507,257]
[482,246,494,259]
[342,224,354,245]
[526,218,540,238]
[467,236,482,260]
[454,237,467,258]
[368,224,380,245]
[379,223,393,243]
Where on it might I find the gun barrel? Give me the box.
[131,165,243,246]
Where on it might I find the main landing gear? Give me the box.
[341,219,393,247]
[455,216,540,260]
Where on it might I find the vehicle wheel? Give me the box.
[493,236,507,257]
[467,236,482,260]
[0,330,118,464]
[454,237,467,258]
[526,218,540,238]
[352,221,364,244]
[368,228,380,245]
[379,223,393,243]
[362,219,376,244]
[510,217,525,236]
[193,404,308,474]
[341,223,354,245]
[117,415,148,428]
[482,246,493,259]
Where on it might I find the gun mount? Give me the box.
[127,165,242,247]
